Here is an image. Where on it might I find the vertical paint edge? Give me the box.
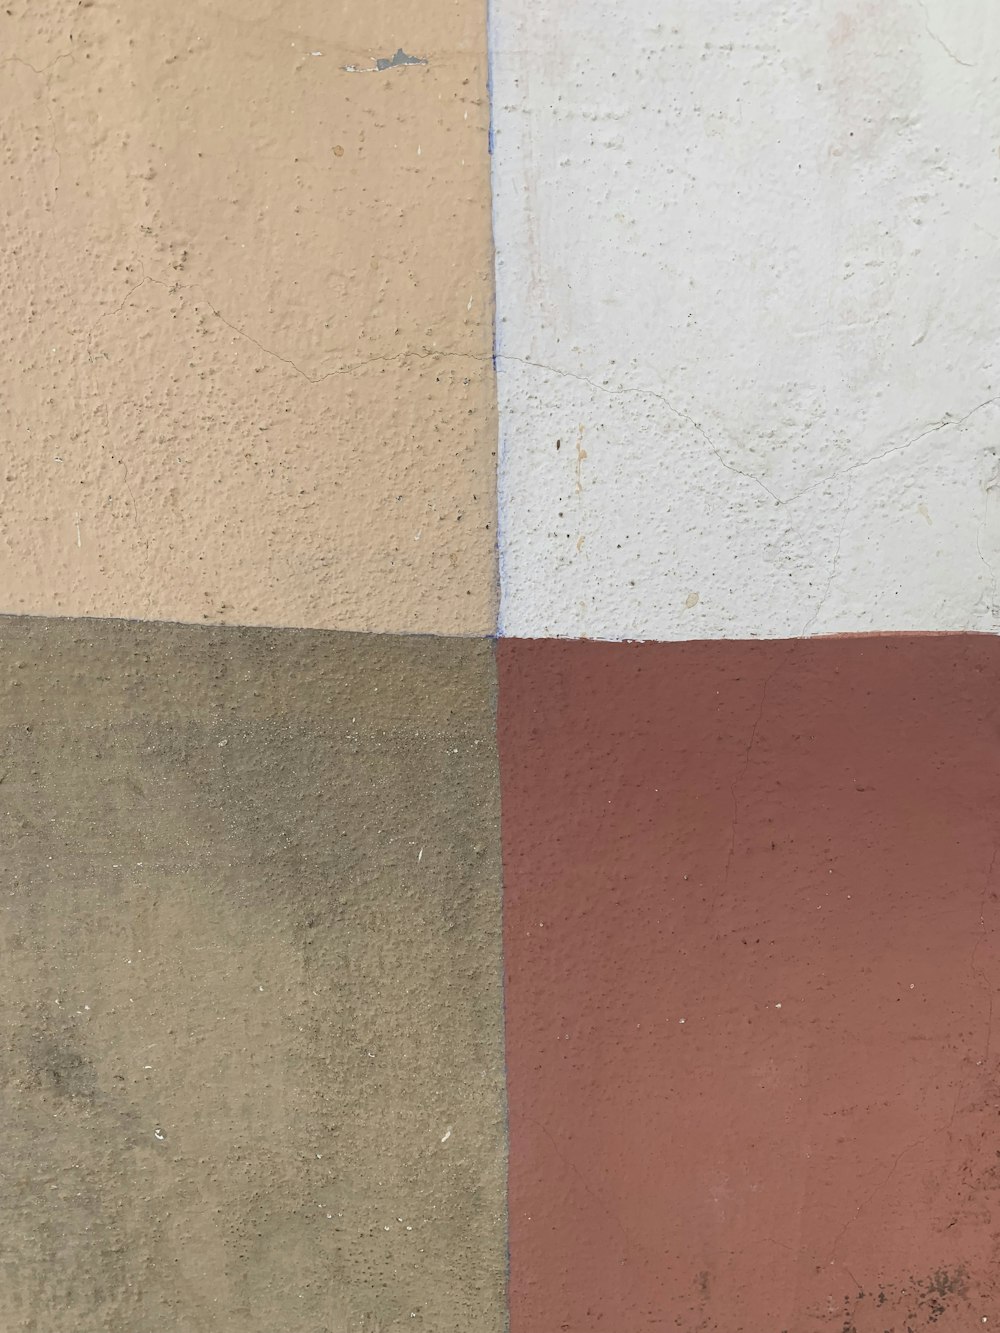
[489,633,512,1333]
[486,0,510,639]
[485,14,512,1328]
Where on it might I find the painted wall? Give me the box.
[1,1,506,1329]
[488,3,1000,1329]
[1,0,497,634]
[498,635,1000,1331]
[491,0,1000,640]
[3,1,1000,1331]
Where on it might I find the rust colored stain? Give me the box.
[498,635,1000,1333]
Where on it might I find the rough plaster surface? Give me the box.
[491,0,1000,640]
[1,0,496,634]
[499,634,1000,1332]
[0,616,505,1332]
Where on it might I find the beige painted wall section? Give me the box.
[1,0,496,634]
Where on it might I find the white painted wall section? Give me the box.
[491,0,1000,640]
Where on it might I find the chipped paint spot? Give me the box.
[344,49,428,74]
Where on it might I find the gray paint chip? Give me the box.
[344,48,428,73]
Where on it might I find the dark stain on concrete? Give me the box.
[498,634,1000,1333]
[0,616,505,1332]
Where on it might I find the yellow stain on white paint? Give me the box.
[575,425,587,494]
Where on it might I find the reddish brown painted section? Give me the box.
[498,636,1000,1333]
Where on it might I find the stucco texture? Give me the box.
[499,634,1000,1333]
[0,616,505,1332]
[1,0,496,634]
[491,0,1000,641]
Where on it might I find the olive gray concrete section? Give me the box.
[0,615,505,1332]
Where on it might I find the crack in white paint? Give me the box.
[917,0,976,67]
[499,354,1000,509]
